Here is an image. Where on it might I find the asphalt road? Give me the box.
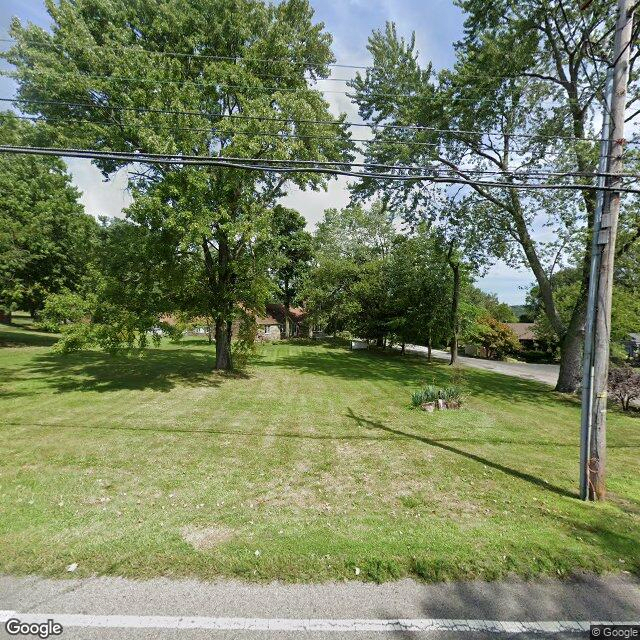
[407,346,560,387]
[2,573,639,639]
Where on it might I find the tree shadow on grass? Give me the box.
[0,325,59,347]
[259,345,570,405]
[345,408,577,499]
[9,347,243,394]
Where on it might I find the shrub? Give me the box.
[420,385,440,403]
[440,386,463,403]
[410,384,463,408]
[608,365,640,411]
[232,314,259,370]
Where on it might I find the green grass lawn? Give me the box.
[1,322,639,583]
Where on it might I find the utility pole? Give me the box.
[581,0,635,501]
[579,67,613,501]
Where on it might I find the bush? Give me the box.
[440,386,463,403]
[232,314,259,370]
[410,384,463,408]
[39,290,94,332]
[608,365,640,411]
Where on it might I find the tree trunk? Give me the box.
[0,309,11,325]
[376,336,384,348]
[203,230,234,372]
[447,253,461,366]
[215,318,233,370]
[284,278,291,338]
[555,310,585,392]
[427,333,432,362]
[401,342,405,355]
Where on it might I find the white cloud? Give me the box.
[65,159,132,219]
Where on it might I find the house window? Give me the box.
[264,325,270,334]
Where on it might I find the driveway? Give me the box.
[2,573,639,639]
[406,346,560,387]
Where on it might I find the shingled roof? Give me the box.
[506,322,536,341]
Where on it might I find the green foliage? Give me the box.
[527,267,640,351]
[466,288,517,323]
[440,386,463,403]
[346,0,637,391]
[468,315,521,360]
[270,206,314,335]
[410,384,463,407]
[386,231,456,348]
[5,0,352,369]
[232,313,259,370]
[314,202,395,264]
[0,112,99,316]
[39,290,95,332]
[410,390,426,407]
[304,207,462,349]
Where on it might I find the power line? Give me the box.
[0,70,432,101]
[4,112,562,156]
[0,38,371,70]
[2,96,623,145]
[1,145,639,192]
[0,36,618,85]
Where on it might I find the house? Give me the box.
[160,304,311,342]
[506,322,537,349]
[256,304,310,340]
[256,311,282,340]
[464,322,537,357]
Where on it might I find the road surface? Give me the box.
[2,573,639,639]
[407,346,560,387]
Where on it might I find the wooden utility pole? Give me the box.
[585,0,635,501]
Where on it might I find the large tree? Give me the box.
[349,2,640,391]
[304,203,463,351]
[302,202,395,336]
[0,112,98,318]
[5,0,351,369]
[270,205,313,337]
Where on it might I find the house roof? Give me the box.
[256,315,279,326]
[506,322,536,341]
[264,303,307,324]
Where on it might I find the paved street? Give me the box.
[2,573,639,639]
[407,346,560,387]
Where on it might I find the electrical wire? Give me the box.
[2,96,624,145]
[1,145,639,193]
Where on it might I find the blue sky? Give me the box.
[0,0,534,305]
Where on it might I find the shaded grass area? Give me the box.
[0,324,639,583]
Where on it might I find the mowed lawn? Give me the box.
[1,322,639,583]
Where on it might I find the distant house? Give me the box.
[506,323,537,350]
[256,312,282,340]
[161,304,311,342]
[463,321,536,357]
[257,304,310,340]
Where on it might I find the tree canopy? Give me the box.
[5,0,353,369]
[0,112,98,317]
[347,3,640,391]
